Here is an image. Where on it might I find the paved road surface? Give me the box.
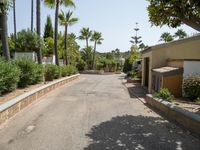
[0,74,199,150]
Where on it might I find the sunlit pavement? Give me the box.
[0,74,199,150]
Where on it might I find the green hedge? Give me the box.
[66,65,78,76]
[14,57,44,87]
[0,56,78,96]
[0,58,21,95]
[44,64,61,81]
[45,65,78,81]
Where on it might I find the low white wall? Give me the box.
[183,61,200,76]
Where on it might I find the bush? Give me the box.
[154,88,174,102]
[32,64,44,84]
[127,71,138,79]
[183,75,200,101]
[14,57,44,87]
[76,59,86,71]
[0,58,21,95]
[45,64,61,81]
[65,65,78,76]
[61,66,68,77]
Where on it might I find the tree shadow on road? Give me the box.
[84,115,200,150]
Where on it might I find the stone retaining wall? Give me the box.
[0,74,80,125]
[146,94,200,137]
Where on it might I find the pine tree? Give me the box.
[43,15,53,39]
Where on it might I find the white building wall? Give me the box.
[183,61,200,77]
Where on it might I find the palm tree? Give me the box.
[90,31,103,69]
[36,0,42,64]
[174,29,187,39]
[44,0,75,66]
[79,27,92,48]
[58,10,78,64]
[159,32,174,43]
[0,1,10,60]
[31,0,34,31]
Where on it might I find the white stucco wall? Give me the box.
[183,61,200,76]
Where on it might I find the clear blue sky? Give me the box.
[7,0,198,52]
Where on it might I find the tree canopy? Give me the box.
[147,0,200,31]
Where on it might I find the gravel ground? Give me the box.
[0,74,199,150]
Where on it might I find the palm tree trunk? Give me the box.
[92,41,97,69]
[13,0,17,50]
[64,24,68,65]
[31,0,34,31]
[86,38,89,48]
[54,0,60,66]
[0,13,10,60]
[36,0,42,64]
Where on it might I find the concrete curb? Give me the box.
[0,74,80,125]
[146,94,200,136]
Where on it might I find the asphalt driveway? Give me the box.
[0,74,199,150]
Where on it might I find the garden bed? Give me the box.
[173,99,200,115]
[146,94,200,137]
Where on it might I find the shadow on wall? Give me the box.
[84,115,200,150]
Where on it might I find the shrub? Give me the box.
[155,88,174,102]
[183,75,200,101]
[127,71,138,79]
[14,57,44,87]
[65,65,78,76]
[45,64,61,81]
[76,59,86,71]
[61,66,68,77]
[32,64,44,84]
[0,58,21,95]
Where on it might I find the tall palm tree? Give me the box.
[31,0,34,31]
[44,0,75,66]
[36,0,42,64]
[79,27,92,49]
[0,1,10,60]
[58,10,78,64]
[90,31,103,69]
